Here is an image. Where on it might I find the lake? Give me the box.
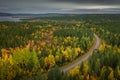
[0,16,20,22]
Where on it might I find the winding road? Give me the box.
[61,33,101,72]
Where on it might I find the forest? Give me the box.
[0,14,120,80]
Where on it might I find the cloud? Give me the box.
[0,0,120,13]
[0,7,8,9]
[49,0,120,5]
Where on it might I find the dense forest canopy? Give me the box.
[0,14,120,80]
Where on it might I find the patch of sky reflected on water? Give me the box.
[0,16,20,21]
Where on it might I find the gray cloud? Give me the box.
[0,0,120,13]
[1,0,120,5]
[50,0,120,3]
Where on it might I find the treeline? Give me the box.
[31,14,120,22]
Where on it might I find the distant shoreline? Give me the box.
[0,13,120,22]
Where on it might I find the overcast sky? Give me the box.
[0,0,120,14]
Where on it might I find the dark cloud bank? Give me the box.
[0,0,120,14]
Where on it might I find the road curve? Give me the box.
[61,33,101,72]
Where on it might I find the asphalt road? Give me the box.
[62,33,101,72]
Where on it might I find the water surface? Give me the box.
[0,16,20,21]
